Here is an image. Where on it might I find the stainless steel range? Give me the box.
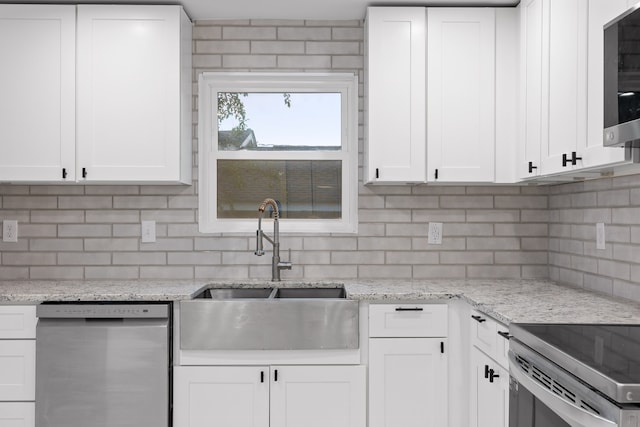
[509,323,640,427]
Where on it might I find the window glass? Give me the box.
[217,92,342,151]
[217,160,342,219]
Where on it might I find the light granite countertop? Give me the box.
[1,278,640,325]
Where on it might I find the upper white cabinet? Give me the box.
[76,5,192,184]
[365,7,518,185]
[0,4,192,184]
[365,7,427,184]
[427,8,496,183]
[0,5,76,182]
[520,0,636,179]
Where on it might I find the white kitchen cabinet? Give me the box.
[369,338,448,427]
[0,5,76,182]
[365,7,427,184]
[520,0,636,180]
[427,8,496,183]
[0,402,34,427]
[0,306,36,410]
[270,365,366,427]
[470,347,509,427]
[76,5,192,184]
[520,0,588,177]
[469,311,509,427]
[368,303,448,427]
[173,366,269,427]
[0,5,192,184]
[174,365,365,427]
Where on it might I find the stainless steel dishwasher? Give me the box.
[35,303,171,427]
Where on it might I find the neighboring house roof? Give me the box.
[218,129,257,150]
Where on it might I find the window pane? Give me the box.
[217,93,342,151]
[217,160,342,219]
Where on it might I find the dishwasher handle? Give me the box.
[37,303,169,319]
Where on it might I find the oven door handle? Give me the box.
[509,352,617,427]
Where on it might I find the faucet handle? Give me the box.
[255,229,265,256]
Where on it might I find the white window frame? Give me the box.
[198,72,359,234]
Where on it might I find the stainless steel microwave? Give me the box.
[604,4,640,147]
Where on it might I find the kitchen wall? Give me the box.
[0,19,550,282]
[548,174,640,301]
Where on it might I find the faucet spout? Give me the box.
[254,198,292,281]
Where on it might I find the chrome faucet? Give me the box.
[254,198,292,281]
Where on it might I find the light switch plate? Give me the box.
[2,220,18,242]
[141,220,156,243]
[428,222,443,245]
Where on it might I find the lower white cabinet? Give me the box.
[174,365,366,427]
[0,402,35,427]
[0,341,35,401]
[470,348,509,427]
[368,338,448,427]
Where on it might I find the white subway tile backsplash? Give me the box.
[4,19,639,293]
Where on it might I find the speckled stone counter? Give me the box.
[2,278,640,325]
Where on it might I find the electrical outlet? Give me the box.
[3,220,18,243]
[141,220,156,243]
[428,222,443,245]
[596,222,606,250]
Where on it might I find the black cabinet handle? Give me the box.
[498,331,512,340]
[375,168,379,179]
[82,168,87,178]
[274,369,278,382]
[562,152,582,167]
[528,161,537,174]
[484,364,490,379]
[260,371,264,383]
[440,341,444,354]
[435,169,439,180]
[395,307,424,312]
[62,168,67,179]
[489,368,500,383]
[471,315,486,323]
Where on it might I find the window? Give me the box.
[198,73,358,234]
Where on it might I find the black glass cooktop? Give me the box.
[511,323,640,403]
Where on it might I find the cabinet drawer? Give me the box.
[0,402,34,426]
[0,340,35,401]
[0,306,37,339]
[470,309,509,367]
[369,304,448,338]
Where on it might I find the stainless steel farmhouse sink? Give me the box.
[180,286,358,351]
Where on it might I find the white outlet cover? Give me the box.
[2,220,18,243]
[141,220,156,243]
[428,222,443,245]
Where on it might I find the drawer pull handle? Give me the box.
[261,371,264,383]
[395,307,424,312]
[471,315,486,323]
[484,364,490,379]
[489,368,500,383]
[498,331,512,340]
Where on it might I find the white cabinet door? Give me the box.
[0,5,76,182]
[427,8,496,183]
[583,0,632,169]
[0,402,34,427]
[369,338,447,427]
[76,5,191,184]
[519,0,545,179]
[365,7,427,184]
[173,366,269,427]
[0,341,35,401]
[539,0,588,176]
[270,365,365,427]
[470,348,508,427]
